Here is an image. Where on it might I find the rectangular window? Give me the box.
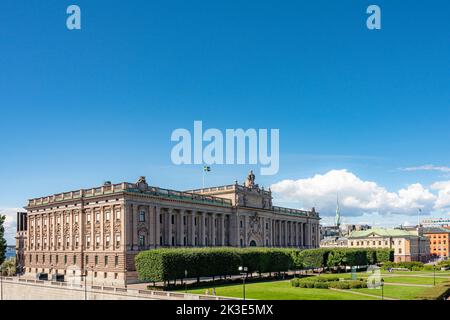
[115,234,121,247]
[64,255,67,265]
[115,210,121,220]
[106,235,110,247]
[115,255,119,267]
[87,213,91,222]
[171,215,175,224]
[85,255,89,265]
[96,235,100,247]
[73,255,77,265]
[105,211,110,221]
[56,255,59,264]
[95,255,98,266]
[95,211,100,222]
[139,235,145,247]
[105,256,108,266]
[75,214,79,223]
[139,210,145,222]
[86,236,91,248]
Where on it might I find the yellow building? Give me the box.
[348,228,430,262]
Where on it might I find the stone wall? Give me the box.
[0,277,233,301]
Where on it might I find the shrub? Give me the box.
[291,278,300,287]
[328,281,350,289]
[314,282,330,289]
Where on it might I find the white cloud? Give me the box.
[0,208,20,245]
[400,164,450,173]
[431,181,450,209]
[271,169,437,217]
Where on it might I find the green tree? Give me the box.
[1,257,16,276]
[0,215,7,266]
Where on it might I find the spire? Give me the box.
[335,194,341,227]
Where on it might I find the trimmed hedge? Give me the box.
[136,247,395,283]
[135,247,293,283]
[290,277,368,289]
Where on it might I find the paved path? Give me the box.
[329,288,398,300]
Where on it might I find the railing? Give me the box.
[272,206,318,218]
[1,277,237,300]
[125,186,232,207]
[28,182,233,208]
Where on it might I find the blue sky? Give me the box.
[1,0,450,243]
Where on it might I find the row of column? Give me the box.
[129,203,230,250]
[269,219,316,248]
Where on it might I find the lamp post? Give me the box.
[184,270,188,293]
[84,270,88,300]
[238,266,248,301]
[0,265,3,301]
[381,278,384,301]
[433,264,436,286]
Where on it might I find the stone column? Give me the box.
[244,215,249,247]
[211,213,216,246]
[221,214,226,246]
[167,209,172,247]
[262,217,266,247]
[154,206,160,247]
[100,207,104,251]
[190,211,196,246]
[148,205,154,247]
[178,210,184,246]
[305,222,310,248]
[132,204,138,250]
[201,212,206,246]
[277,220,280,246]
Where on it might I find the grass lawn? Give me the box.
[182,280,377,300]
[351,285,427,300]
[381,276,449,285]
[177,271,450,300]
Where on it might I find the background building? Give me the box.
[422,227,450,259]
[348,228,430,262]
[19,172,320,285]
[421,218,450,228]
[320,236,348,248]
[15,211,27,274]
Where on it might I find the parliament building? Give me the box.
[19,171,320,285]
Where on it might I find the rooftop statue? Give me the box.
[245,170,256,188]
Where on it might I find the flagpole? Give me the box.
[202,169,205,189]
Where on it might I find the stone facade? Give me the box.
[20,172,320,286]
[348,228,430,263]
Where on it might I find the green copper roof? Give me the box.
[422,226,450,234]
[348,228,419,238]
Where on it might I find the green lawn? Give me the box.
[177,271,450,300]
[351,285,427,300]
[182,280,377,300]
[381,276,449,285]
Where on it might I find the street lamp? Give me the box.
[184,270,188,293]
[433,264,436,286]
[0,264,3,301]
[381,278,385,301]
[84,270,88,300]
[238,266,248,301]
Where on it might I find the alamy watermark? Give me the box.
[170,121,279,175]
